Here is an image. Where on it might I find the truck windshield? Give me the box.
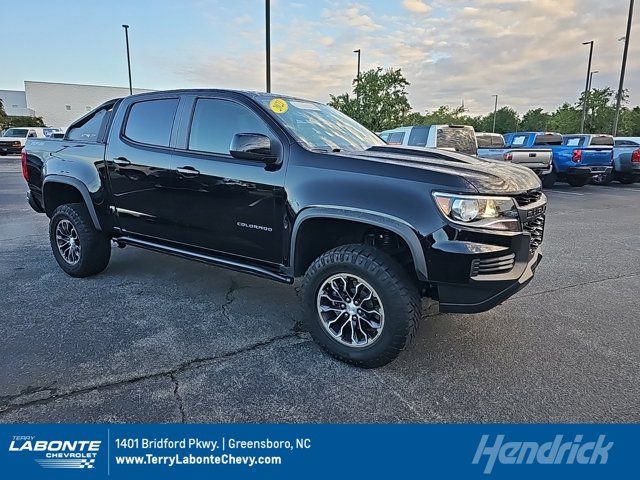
[3,128,28,138]
[255,96,385,151]
[437,127,477,155]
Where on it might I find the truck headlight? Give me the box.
[432,192,520,232]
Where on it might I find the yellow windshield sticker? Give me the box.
[269,98,288,114]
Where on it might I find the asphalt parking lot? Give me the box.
[0,154,639,423]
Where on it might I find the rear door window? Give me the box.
[124,98,179,147]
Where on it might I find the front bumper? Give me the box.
[0,144,22,154]
[424,194,546,314]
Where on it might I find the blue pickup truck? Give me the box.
[613,137,640,184]
[504,132,613,188]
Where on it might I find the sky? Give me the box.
[0,0,638,116]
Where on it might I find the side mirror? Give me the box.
[230,133,279,166]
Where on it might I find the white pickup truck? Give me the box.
[0,127,62,155]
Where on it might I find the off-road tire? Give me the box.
[301,244,421,368]
[567,176,589,187]
[49,203,111,277]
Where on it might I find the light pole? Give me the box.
[613,0,634,136]
[588,70,599,92]
[122,25,132,95]
[491,94,498,133]
[586,70,599,131]
[265,0,271,93]
[580,40,594,133]
[353,49,361,82]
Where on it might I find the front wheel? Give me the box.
[301,244,421,368]
[49,203,111,277]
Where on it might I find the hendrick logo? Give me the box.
[9,436,101,469]
[472,434,613,474]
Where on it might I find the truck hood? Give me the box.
[0,137,25,143]
[346,145,542,194]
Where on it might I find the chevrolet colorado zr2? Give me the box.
[23,90,546,367]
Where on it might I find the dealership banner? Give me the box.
[0,424,635,479]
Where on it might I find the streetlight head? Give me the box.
[592,70,599,74]
[353,49,360,53]
[122,24,129,29]
[582,40,593,45]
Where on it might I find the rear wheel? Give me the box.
[567,176,589,187]
[618,175,636,184]
[301,244,420,368]
[49,203,111,277]
[541,172,557,188]
[591,172,613,185]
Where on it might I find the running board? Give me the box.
[115,236,294,284]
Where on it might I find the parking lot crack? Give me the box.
[169,373,186,423]
[0,333,306,416]
[508,271,640,301]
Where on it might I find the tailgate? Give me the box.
[509,149,552,168]
[580,147,613,167]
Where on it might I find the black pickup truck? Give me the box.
[23,90,546,367]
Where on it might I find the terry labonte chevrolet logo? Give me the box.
[9,435,100,469]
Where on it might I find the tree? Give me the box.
[4,116,46,128]
[0,99,7,128]
[546,103,581,133]
[520,108,551,132]
[474,107,520,134]
[329,68,412,131]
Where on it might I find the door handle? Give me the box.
[176,166,200,176]
[113,157,131,166]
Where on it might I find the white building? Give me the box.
[0,90,34,116]
[24,81,153,128]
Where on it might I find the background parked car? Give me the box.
[379,125,478,156]
[0,127,62,155]
[476,132,553,183]
[504,132,612,188]
[559,134,614,185]
[613,137,640,184]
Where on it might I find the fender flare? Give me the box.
[290,206,428,280]
[42,175,102,230]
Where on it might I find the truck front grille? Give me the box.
[523,214,545,252]
[513,189,542,207]
[471,253,516,276]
